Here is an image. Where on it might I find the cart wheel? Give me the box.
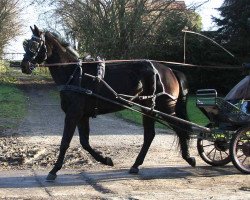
[197,134,231,166]
[230,127,250,174]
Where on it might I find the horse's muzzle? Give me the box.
[21,59,33,74]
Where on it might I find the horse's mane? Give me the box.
[46,31,79,59]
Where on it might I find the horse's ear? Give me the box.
[33,25,41,36]
[34,25,39,33]
[30,26,34,33]
[34,25,39,31]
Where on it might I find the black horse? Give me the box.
[21,25,195,181]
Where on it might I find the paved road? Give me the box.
[1,164,249,200]
[0,167,190,199]
[0,133,249,200]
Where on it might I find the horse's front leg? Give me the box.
[46,112,78,181]
[78,116,113,166]
[129,116,155,174]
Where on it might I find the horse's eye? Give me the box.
[29,41,40,53]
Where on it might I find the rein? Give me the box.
[39,62,82,67]
[36,59,243,70]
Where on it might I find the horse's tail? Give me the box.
[173,70,192,133]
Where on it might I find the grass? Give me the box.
[0,62,27,131]
[33,67,51,78]
[115,96,209,128]
[115,108,143,125]
[0,85,26,119]
[187,96,209,126]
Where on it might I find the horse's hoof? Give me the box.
[129,167,139,174]
[105,157,114,166]
[46,173,57,182]
[186,157,196,167]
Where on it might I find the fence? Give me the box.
[1,53,24,68]
[2,53,24,61]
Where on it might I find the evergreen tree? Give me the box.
[213,0,250,60]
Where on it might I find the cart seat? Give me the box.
[196,89,250,125]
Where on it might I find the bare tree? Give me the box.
[0,0,22,56]
[34,0,201,59]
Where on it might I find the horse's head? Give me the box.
[21,25,48,74]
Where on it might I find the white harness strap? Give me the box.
[148,60,178,101]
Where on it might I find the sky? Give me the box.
[186,0,224,30]
[4,0,224,55]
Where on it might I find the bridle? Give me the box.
[23,32,48,71]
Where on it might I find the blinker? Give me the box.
[29,41,40,54]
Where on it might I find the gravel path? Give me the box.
[12,81,146,136]
[1,79,172,169]
[0,76,249,199]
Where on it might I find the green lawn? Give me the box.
[0,62,27,131]
[187,96,209,126]
[0,85,26,119]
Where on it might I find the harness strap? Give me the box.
[93,79,102,118]
[118,92,177,101]
[93,60,106,117]
[84,73,118,96]
[65,63,83,86]
[64,60,177,117]
[59,85,170,128]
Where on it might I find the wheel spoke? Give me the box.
[237,153,245,158]
[203,143,215,148]
[241,156,247,165]
[213,149,217,161]
[207,147,216,157]
[220,151,223,160]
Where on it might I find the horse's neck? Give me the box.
[47,48,78,86]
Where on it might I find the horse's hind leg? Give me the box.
[158,98,196,167]
[129,116,155,174]
[78,116,113,166]
[46,113,78,181]
[174,126,196,167]
[175,93,196,167]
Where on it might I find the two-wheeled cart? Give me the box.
[196,88,250,174]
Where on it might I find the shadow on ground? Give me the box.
[0,165,241,189]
